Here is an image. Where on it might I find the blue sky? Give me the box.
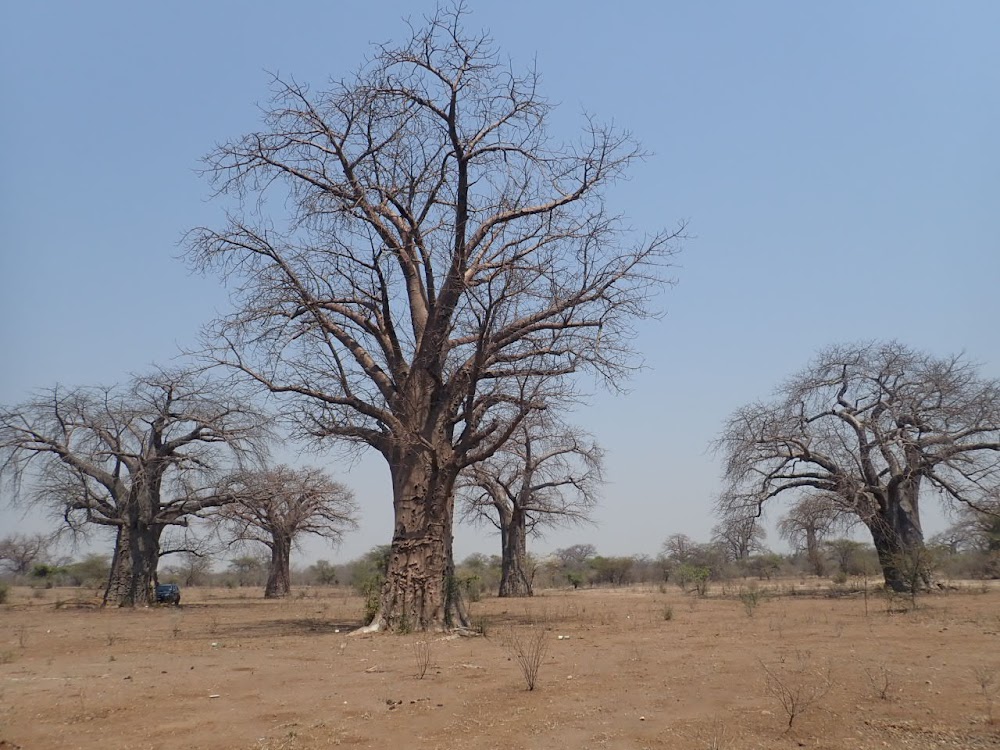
[1,1,997,566]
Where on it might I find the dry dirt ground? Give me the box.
[2,582,999,749]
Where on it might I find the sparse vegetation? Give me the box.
[500,626,549,691]
[863,661,894,701]
[972,665,998,725]
[412,640,432,680]
[758,652,833,730]
[739,586,764,617]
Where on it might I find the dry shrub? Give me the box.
[413,640,432,680]
[758,651,833,730]
[499,626,548,691]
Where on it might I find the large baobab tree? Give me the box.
[0,369,266,606]
[459,418,603,597]
[214,465,358,598]
[777,495,849,577]
[716,341,1000,591]
[186,7,680,630]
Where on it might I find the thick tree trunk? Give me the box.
[265,535,292,599]
[867,480,926,592]
[373,449,468,632]
[805,528,824,577]
[104,521,161,607]
[499,508,532,597]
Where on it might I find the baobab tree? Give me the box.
[214,465,358,598]
[459,418,603,596]
[0,368,266,606]
[777,495,848,576]
[711,512,765,563]
[186,7,680,629]
[716,342,1000,591]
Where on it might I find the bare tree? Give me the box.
[459,417,602,596]
[0,533,50,576]
[661,533,698,564]
[185,7,680,630]
[162,551,215,587]
[214,465,358,598]
[716,342,1000,591]
[777,495,849,576]
[711,513,766,563]
[0,368,267,606]
[553,544,598,569]
[932,497,1000,558]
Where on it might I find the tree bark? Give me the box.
[104,520,161,607]
[805,528,824,577]
[265,534,292,599]
[499,507,532,597]
[866,480,926,592]
[373,447,468,631]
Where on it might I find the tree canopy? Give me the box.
[716,341,1000,590]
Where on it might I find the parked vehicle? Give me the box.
[155,583,181,605]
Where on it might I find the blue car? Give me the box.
[155,583,181,605]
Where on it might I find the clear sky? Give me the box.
[1,1,998,567]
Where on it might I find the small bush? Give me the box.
[675,564,711,595]
[413,640,432,679]
[663,605,674,621]
[0,582,8,605]
[500,627,548,691]
[354,573,384,625]
[759,652,833,730]
[739,587,764,617]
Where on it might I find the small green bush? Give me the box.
[354,573,384,625]
[674,564,711,595]
[739,586,764,617]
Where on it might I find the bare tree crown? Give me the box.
[716,341,1000,522]
[186,5,680,467]
[215,465,358,549]
[459,416,603,534]
[0,368,268,531]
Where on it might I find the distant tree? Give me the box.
[65,554,111,587]
[712,513,766,563]
[309,559,339,586]
[165,552,215,587]
[935,500,1000,554]
[661,536,731,582]
[589,555,633,586]
[553,544,597,572]
[931,499,1000,578]
[661,534,698,565]
[186,6,681,631]
[460,418,602,597]
[228,554,268,587]
[0,533,50,576]
[214,465,358,598]
[716,342,1000,591]
[777,495,849,577]
[0,368,267,606]
[746,552,784,580]
[550,544,597,588]
[824,539,868,577]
